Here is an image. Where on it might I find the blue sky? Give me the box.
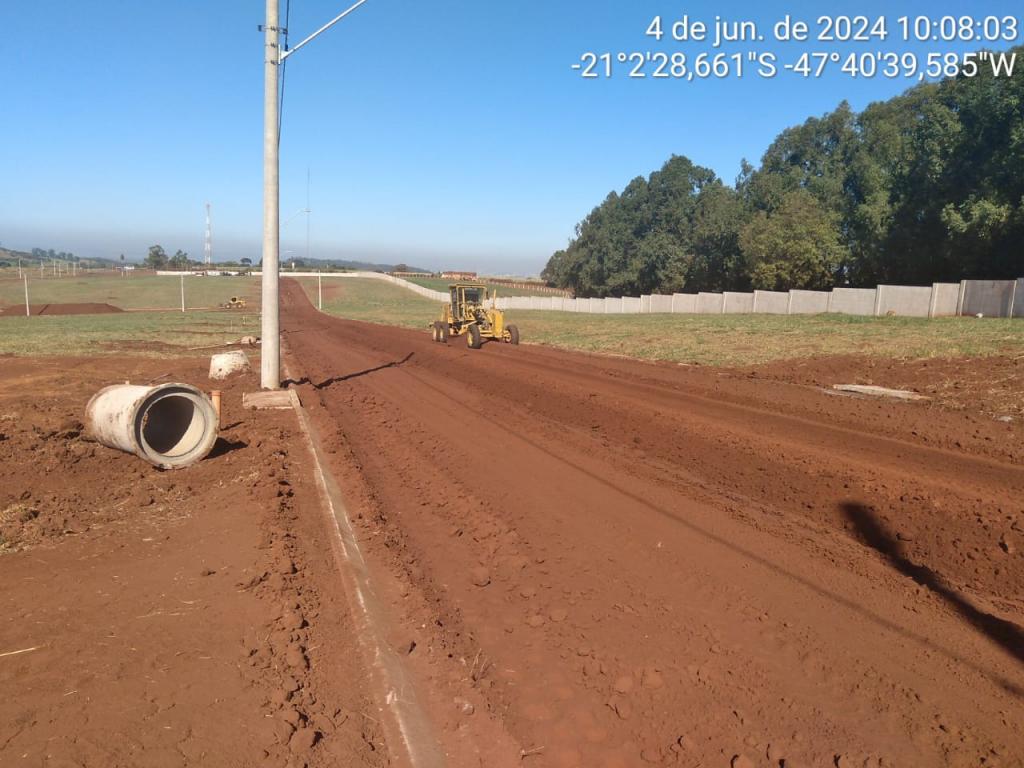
[2,1,1020,274]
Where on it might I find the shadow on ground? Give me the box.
[841,501,1024,666]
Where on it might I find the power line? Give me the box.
[278,0,291,143]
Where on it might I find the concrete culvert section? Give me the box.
[85,384,219,469]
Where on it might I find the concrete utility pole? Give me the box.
[260,0,371,390]
[23,275,29,317]
[261,0,282,389]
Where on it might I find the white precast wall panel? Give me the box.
[672,294,698,313]
[961,280,1016,317]
[875,285,933,317]
[752,290,789,314]
[723,292,755,314]
[788,290,830,314]
[622,297,642,314]
[697,292,725,314]
[1014,279,1024,318]
[829,288,876,316]
[649,294,673,313]
[930,283,961,317]
[604,297,623,314]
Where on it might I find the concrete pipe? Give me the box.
[85,383,219,470]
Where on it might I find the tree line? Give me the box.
[543,45,1024,297]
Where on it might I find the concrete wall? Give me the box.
[752,290,789,314]
[961,280,1016,317]
[697,292,725,314]
[649,294,673,313]
[277,271,1023,320]
[875,285,932,317]
[671,294,697,313]
[723,292,755,314]
[622,297,642,314]
[829,287,876,316]
[930,283,960,317]
[788,290,829,314]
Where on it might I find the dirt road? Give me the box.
[280,279,1024,768]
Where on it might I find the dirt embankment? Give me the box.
[279,277,1024,768]
[0,302,123,317]
[0,356,384,767]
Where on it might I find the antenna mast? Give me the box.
[204,202,213,266]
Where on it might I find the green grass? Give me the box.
[0,311,261,357]
[297,276,1024,365]
[405,276,562,297]
[294,276,438,329]
[0,274,261,310]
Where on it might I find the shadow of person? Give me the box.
[841,501,1024,666]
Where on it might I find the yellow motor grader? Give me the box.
[430,283,520,349]
[220,296,247,309]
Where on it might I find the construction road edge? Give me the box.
[279,377,448,768]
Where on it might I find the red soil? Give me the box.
[0,302,123,316]
[279,277,1024,768]
[0,356,384,767]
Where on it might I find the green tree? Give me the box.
[170,249,190,270]
[739,190,843,290]
[144,245,168,269]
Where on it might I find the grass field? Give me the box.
[295,276,437,328]
[0,311,260,357]
[406,276,562,297]
[296,276,1024,366]
[0,274,261,310]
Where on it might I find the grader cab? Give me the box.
[430,283,520,349]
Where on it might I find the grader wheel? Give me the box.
[431,323,439,342]
[506,325,520,345]
[467,325,482,349]
[438,322,449,343]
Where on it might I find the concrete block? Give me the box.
[649,294,673,313]
[622,297,642,314]
[929,283,960,317]
[671,294,697,313]
[829,287,876,316]
[752,290,788,314]
[961,279,1016,317]
[723,292,754,314]
[788,290,829,314]
[697,292,725,314]
[876,285,933,317]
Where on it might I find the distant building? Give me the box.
[441,270,477,280]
